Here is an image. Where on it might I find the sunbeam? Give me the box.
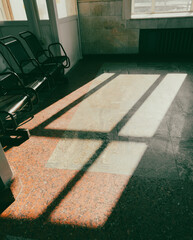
[119,73,187,137]
[51,74,160,132]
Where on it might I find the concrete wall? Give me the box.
[77,0,193,54]
[57,16,82,70]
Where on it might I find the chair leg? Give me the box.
[59,65,68,82]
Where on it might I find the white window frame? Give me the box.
[123,0,193,19]
[0,0,27,21]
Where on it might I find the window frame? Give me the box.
[123,0,193,20]
[2,0,14,20]
[0,0,27,21]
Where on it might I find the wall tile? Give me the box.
[110,1,122,16]
[78,3,91,16]
[139,19,158,29]
[78,0,193,54]
[90,2,106,16]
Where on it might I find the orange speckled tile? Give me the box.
[1,73,130,230]
[1,58,192,240]
[48,172,129,228]
[0,81,93,220]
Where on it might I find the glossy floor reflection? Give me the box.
[0,56,193,240]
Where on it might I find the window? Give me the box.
[131,0,193,18]
[36,0,49,20]
[0,0,27,21]
[56,0,77,19]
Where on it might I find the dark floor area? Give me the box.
[0,55,193,240]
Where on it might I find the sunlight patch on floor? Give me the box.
[48,171,130,228]
[46,139,147,175]
[46,139,103,170]
[44,72,184,228]
[119,73,187,137]
[63,73,160,132]
[89,141,147,175]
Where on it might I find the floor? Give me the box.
[0,56,193,240]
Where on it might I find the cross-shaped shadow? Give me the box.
[0,70,191,240]
[32,73,166,223]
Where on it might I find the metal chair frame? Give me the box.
[19,31,70,69]
[0,35,59,84]
[0,36,53,93]
[0,72,33,144]
[0,51,39,104]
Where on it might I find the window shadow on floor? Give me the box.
[0,171,192,240]
[1,58,192,239]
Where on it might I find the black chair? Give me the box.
[0,93,32,129]
[19,31,70,69]
[0,75,33,143]
[0,36,57,90]
[0,70,34,127]
[0,71,38,104]
[0,51,38,104]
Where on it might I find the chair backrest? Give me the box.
[0,36,31,67]
[0,51,13,74]
[0,36,36,74]
[20,31,45,60]
[0,51,17,92]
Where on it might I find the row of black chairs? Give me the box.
[0,31,70,145]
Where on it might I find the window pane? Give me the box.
[10,0,27,20]
[155,0,191,12]
[56,0,77,18]
[0,0,27,21]
[36,0,49,20]
[132,0,152,14]
[56,0,67,18]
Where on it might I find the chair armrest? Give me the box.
[48,42,68,58]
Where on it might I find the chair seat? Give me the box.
[27,63,61,79]
[41,64,62,76]
[0,95,29,114]
[44,56,68,64]
[19,31,70,70]
[26,76,47,91]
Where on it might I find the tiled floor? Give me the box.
[0,56,193,240]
